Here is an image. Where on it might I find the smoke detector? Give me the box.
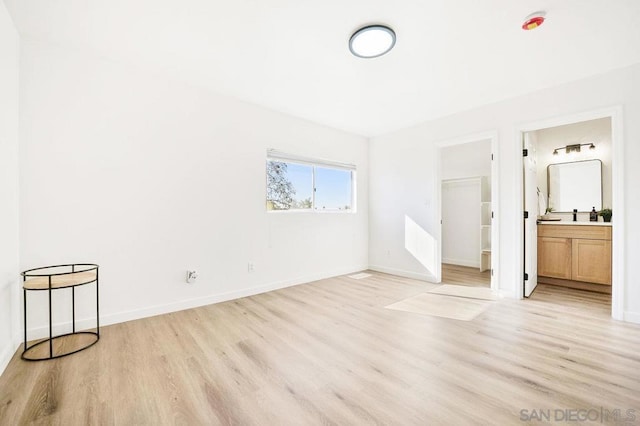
[522,11,546,31]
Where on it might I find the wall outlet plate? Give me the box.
[186,270,198,283]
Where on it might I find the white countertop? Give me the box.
[538,220,612,226]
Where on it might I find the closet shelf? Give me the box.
[480,176,491,272]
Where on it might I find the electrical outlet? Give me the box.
[186,270,198,283]
[247,263,254,273]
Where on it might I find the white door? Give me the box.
[523,133,538,297]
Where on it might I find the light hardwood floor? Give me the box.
[1,271,637,425]
[441,263,491,287]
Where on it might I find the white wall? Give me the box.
[0,2,20,374]
[19,41,369,336]
[369,63,640,323]
[441,139,491,180]
[441,179,481,267]
[534,117,612,220]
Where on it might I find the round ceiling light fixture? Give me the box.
[522,11,546,30]
[349,25,396,58]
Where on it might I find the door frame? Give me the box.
[514,106,624,320]
[435,130,499,292]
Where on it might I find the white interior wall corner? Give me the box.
[0,0,21,375]
[18,40,370,336]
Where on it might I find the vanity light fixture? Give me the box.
[349,25,396,58]
[552,143,596,155]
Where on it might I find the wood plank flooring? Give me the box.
[441,263,491,287]
[0,270,637,425]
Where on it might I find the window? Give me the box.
[266,161,313,210]
[266,150,356,212]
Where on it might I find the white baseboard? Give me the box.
[498,288,518,299]
[623,311,640,324]
[24,265,369,340]
[368,265,437,283]
[441,258,480,268]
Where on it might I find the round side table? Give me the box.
[21,263,100,361]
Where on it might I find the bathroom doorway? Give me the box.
[518,110,620,318]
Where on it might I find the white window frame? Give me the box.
[266,150,357,213]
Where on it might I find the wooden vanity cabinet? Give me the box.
[538,236,572,279]
[571,238,612,284]
[537,224,611,289]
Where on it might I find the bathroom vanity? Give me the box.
[537,222,612,293]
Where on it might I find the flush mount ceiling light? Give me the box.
[522,11,546,31]
[349,25,396,58]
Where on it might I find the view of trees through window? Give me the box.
[266,159,354,211]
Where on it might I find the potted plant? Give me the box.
[540,207,554,220]
[598,208,612,222]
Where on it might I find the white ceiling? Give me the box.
[4,0,640,137]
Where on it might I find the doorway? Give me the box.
[519,110,621,319]
[438,134,497,289]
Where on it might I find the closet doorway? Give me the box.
[438,135,497,289]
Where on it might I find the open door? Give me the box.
[523,133,538,297]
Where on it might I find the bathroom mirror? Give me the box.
[547,159,602,212]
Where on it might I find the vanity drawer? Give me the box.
[537,225,611,241]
